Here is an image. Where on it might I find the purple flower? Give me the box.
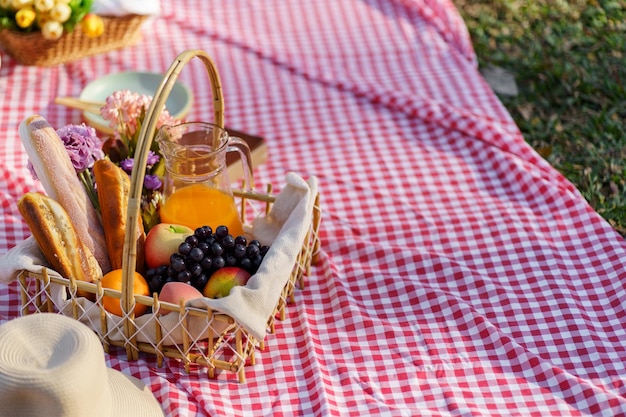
[56,124,104,172]
[120,152,159,172]
[143,174,162,190]
[120,158,134,174]
[147,151,160,168]
[27,162,39,181]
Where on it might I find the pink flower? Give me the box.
[100,90,178,139]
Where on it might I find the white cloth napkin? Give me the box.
[0,173,318,342]
[0,236,52,284]
[91,0,161,16]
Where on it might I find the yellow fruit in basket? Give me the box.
[41,20,63,40]
[100,269,150,317]
[33,0,54,13]
[50,3,71,23]
[82,13,104,38]
[15,7,36,29]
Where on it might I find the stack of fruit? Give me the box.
[101,223,270,317]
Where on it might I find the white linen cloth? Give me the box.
[91,0,161,16]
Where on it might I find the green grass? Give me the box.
[452,0,626,236]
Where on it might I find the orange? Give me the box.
[100,269,150,317]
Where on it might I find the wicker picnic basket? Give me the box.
[17,49,321,382]
[0,14,147,66]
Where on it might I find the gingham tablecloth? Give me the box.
[2,1,626,416]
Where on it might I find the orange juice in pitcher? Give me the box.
[156,122,253,236]
[159,184,244,236]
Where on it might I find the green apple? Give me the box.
[202,267,251,299]
[144,223,194,268]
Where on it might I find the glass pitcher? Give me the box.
[155,122,254,237]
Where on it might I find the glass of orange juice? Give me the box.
[155,122,254,236]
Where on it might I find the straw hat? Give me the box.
[0,313,164,417]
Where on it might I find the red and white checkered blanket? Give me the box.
[1,1,625,415]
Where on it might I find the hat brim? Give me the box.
[107,369,164,417]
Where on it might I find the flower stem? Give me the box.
[79,170,101,215]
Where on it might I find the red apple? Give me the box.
[144,223,194,268]
[202,267,251,299]
[158,282,204,314]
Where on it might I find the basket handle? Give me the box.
[120,49,224,357]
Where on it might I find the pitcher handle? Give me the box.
[227,136,254,192]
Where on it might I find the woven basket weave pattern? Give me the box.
[0,14,147,66]
[19,188,321,382]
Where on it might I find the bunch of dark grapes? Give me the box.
[146,225,269,294]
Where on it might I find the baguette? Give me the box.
[92,159,146,272]
[19,115,111,274]
[18,192,101,299]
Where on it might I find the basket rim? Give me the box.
[0,14,147,38]
[0,14,148,66]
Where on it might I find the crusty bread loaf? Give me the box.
[19,115,111,274]
[93,159,146,272]
[18,192,101,298]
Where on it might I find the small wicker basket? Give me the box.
[17,49,322,382]
[0,14,147,67]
